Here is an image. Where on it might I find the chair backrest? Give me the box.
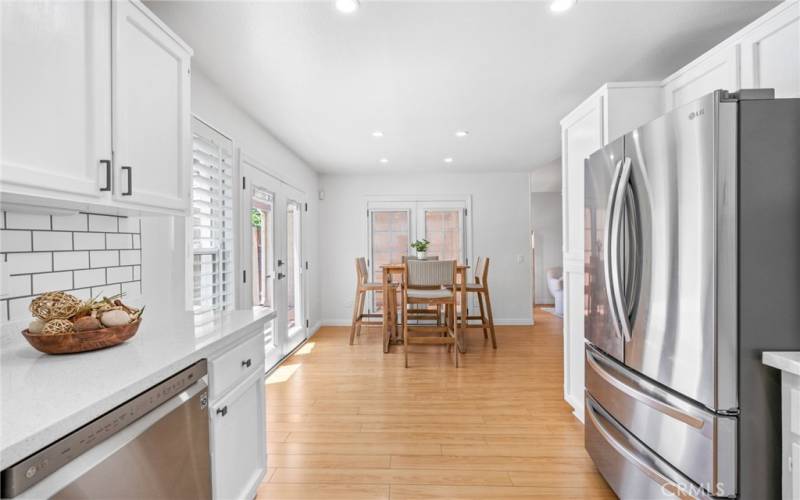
[475,257,490,285]
[355,257,369,285]
[402,255,439,262]
[406,260,456,288]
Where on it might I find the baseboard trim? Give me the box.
[564,393,585,424]
[309,321,323,337]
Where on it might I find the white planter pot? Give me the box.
[416,251,427,259]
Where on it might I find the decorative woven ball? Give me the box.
[29,292,82,321]
[41,318,75,335]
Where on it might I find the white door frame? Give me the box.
[239,153,308,364]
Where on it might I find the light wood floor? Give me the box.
[256,309,615,499]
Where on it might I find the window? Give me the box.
[423,209,462,262]
[369,210,410,310]
[191,117,234,325]
[250,189,274,309]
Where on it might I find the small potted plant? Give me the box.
[410,239,430,259]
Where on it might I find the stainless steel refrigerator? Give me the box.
[583,89,800,499]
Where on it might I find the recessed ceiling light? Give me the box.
[334,0,359,14]
[379,157,389,164]
[455,130,469,138]
[443,157,454,164]
[372,131,384,138]
[550,0,576,13]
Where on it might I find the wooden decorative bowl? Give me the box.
[21,319,141,355]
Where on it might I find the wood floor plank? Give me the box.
[256,310,614,500]
[256,483,390,500]
[270,467,512,486]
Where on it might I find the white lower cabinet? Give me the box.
[208,329,267,500]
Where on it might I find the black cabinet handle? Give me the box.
[100,160,112,192]
[216,406,228,417]
[121,166,133,196]
[241,359,252,368]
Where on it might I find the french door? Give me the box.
[366,198,471,312]
[242,157,307,368]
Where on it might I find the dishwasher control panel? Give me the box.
[1,360,208,498]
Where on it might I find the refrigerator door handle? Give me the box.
[603,159,625,340]
[586,348,705,429]
[586,400,711,500]
[610,157,633,342]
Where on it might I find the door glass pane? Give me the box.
[286,201,302,332]
[370,210,409,310]
[424,209,462,262]
[251,189,274,308]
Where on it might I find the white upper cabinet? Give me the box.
[1,1,111,199]
[112,1,192,212]
[0,0,192,216]
[663,0,799,109]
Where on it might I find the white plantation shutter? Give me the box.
[191,117,234,325]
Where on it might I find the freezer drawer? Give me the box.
[586,396,716,500]
[586,346,736,497]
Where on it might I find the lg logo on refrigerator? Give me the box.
[688,108,705,120]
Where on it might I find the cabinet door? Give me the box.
[112,0,191,212]
[739,2,800,98]
[210,367,267,500]
[1,0,111,198]
[662,45,740,110]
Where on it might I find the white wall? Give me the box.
[187,71,321,329]
[531,192,563,304]
[319,172,532,325]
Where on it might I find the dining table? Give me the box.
[379,263,470,353]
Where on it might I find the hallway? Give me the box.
[257,310,615,499]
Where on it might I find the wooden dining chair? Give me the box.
[451,257,497,348]
[402,260,460,367]
[401,255,441,324]
[350,257,395,346]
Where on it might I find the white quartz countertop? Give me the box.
[0,305,275,469]
[762,351,800,377]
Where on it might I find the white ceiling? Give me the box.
[148,0,777,174]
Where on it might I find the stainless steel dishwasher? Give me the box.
[1,360,211,499]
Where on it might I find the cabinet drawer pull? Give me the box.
[241,359,252,368]
[121,166,133,196]
[100,160,112,192]
[216,406,228,417]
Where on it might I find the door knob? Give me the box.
[277,272,285,280]
[277,259,284,267]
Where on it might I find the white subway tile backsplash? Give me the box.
[52,214,88,231]
[33,231,72,251]
[92,284,121,298]
[119,250,141,265]
[53,251,89,271]
[9,297,32,321]
[1,230,32,252]
[106,266,132,284]
[6,253,51,274]
[121,281,141,297]
[67,288,92,301]
[106,233,132,250]
[89,214,118,232]
[6,213,50,230]
[33,271,72,294]
[74,268,106,288]
[6,275,31,298]
[118,217,140,233]
[1,211,141,324]
[89,250,118,268]
[74,232,105,250]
